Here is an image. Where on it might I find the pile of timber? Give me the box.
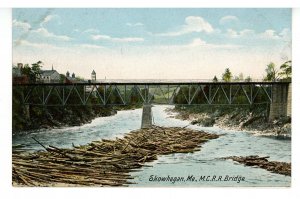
[12,126,219,187]
[223,155,291,176]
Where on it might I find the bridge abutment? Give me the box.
[141,104,152,129]
[269,83,291,121]
[287,83,292,117]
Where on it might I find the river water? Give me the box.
[12,105,291,187]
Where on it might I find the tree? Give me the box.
[238,73,244,80]
[21,64,35,82]
[212,75,218,82]
[222,68,232,82]
[263,62,279,81]
[31,61,43,82]
[234,73,244,81]
[245,76,252,82]
[279,60,292,80]
[59,74,66,83]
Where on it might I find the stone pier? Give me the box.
[269,83,291,121]
[287,83,292,117]
[141,104,152,128]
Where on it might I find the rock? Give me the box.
[191,117,215,127]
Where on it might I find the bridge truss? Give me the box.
[13,82,289,106]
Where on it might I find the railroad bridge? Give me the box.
[13,80,291,128]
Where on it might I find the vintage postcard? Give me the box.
[12,8,291,187]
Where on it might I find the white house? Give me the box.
[39,67,60,83]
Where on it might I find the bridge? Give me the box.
[13,80,291,128]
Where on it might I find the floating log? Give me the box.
[13,125,220,187]
[223,155,291,176]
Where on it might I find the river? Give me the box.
[12,105,291,187]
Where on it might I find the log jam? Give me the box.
[223,155,291,176]
[12,126,219,187]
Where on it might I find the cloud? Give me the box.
[126,22,144,27]
[226,28,288,41]
[279,28,291,41]
[187,38,207,47]
[260,29,280,40]
[40,14,59,27]
[158,38,241,50]
[186,38,241,49]
[226,28,255,38]
[226,29,238,38]
[91,34,144,42]
[14,40,104,52]
[78,44,104,49]
[14,39,62,49]
[13,19,31,32]
[83,28,100,34]
[32,28,72,41]
[219,15,239,25]
[156,16,214,37]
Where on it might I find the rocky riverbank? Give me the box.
[12,86,141,133]
[168,106,291,138]
[12,126,220,187]
[12,104,141,133]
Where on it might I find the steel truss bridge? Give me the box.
[13,81,290,106]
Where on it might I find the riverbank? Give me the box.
[12,104,141,133]
[168,105,291,138]
[12,86,142,133]
[12,126,219,187]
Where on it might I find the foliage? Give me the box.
[31,61,43,82]
[245,76,252,82]
[234,73,244,81]
[20,61,43,83]
[59,74,66,83]
[279,60,292,80]
[212,76,218,82]
[263,62,280,81]
[222,68,232,82]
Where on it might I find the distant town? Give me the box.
[12,61,97,84]
[12,60,292,85]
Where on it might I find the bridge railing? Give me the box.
[12,82,283,106]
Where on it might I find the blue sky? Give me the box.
[13,8,291,79]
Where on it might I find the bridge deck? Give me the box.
[13,79,291,86]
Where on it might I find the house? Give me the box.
[12,63,22,77]
[12,63,29,84]
[39,66,60,83]
[64,71,86,84]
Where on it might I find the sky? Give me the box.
[12,8,292,80]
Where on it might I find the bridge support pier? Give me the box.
[269,83,291,121]
[141,104,152,129]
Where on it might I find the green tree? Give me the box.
[31,61,43,82]
[222,68,232,82]
[263,62,279,81]
[59,74,66,83]
[21,64,35,82]
[212,75,218,82]
[279,60,291,80]
[245,76,252,82]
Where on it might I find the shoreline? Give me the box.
[166,107,291,139]
[13,105,142,134]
